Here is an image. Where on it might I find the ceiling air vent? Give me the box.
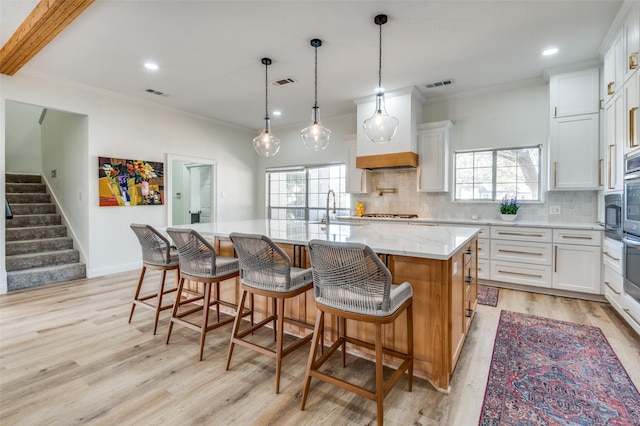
[271,77,296,86]
[145,88,169,97]
[425,79,454,89]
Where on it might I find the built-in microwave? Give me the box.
[604,193,622,241]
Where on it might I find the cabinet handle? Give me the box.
[599,159,603,187]
[608,144,614,190]
[360,171,365,191]
[603,251,620,261]
[607,81,615,95]
[554,106,557,117]
[630,107,639,148]
[497,270,543,278]
[498,249,543,256]
[623,308,640,327]
[466,249,474,255]
[554,161,557,188]
[497,231,544,237]
[417,168,422,191]
[630,52,639,70]
[560,235,593,240]
[604,281,620,295]
[554,245,558,273]
[466,276,474,283]
[600,99,604,110]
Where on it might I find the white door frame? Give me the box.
[166,153,217,226]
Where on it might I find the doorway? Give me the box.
[166,154,217,226]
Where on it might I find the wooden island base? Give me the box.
[199,235,478,393]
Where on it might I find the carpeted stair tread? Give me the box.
[6,193,51,204]
[6,214,61,228]
[9,204,57,215]
[7,263,86,292]
[6,237,74,255]
[5,174,42,184]
[6,183,46,193]
[6,249,80,271]
[6,225,67,241]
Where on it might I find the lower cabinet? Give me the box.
[623,294,640,335]
[552,243,601,293]
[603,265,624,311]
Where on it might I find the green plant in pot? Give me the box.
[499,195,519,222]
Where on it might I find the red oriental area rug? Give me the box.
[478,285,499,307]
[479,311,640,425]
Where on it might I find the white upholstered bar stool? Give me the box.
[226,232,314,394]
[129,223,179,335]
[301,239,414,426]
[165,228,241,361]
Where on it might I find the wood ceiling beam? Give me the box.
[0,0,94,76]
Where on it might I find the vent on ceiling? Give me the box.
[145,88,169,97]
[425,79,454,89]
[271,77,296,86]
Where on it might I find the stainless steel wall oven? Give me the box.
[623,150,640,303]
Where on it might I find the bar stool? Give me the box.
[165,228,241,361]
[129,224,179,335]
[301,239,414,426]
[226,232,314,394]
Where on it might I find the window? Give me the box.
[454,146,541,201]
[267,164,351,221]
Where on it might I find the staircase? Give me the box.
[5,174,86,291]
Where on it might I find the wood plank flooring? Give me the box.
[1,272,639,425]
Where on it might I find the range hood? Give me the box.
[353,86,425,169]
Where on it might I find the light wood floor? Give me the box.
[1,271,639,426]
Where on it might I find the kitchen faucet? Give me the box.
[322,189,336,224]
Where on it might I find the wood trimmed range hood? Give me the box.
[353,86,425,169]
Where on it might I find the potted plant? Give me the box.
[499,195,519,222]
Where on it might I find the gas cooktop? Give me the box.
[361,213,419,219]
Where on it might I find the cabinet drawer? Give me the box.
[622,294,640,335]
[490,260,552,288]
[602,237,623,275]
[603,265,623,308]
[477,239,489,259]
[491,240,552,265]
[477,259,489,280]
[553,229,601,246]
[491,226,552,242]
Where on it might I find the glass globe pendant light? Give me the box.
[301,39,331,151]
[363,14,399,144]
[253,58,280,157]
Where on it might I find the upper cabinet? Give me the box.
[549,68,600,117]
[548,68,600,190]
[416,121,453,192]
[624,72,640,154]
[624,2,640,83]
[604,31,624,105]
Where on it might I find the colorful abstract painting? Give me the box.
[98,156,164,206]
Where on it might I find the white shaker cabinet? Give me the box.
[549,68,600,118]
[604,31,624,105]
[345,139,373,194]
[623,2,640,83]
[416,121,452,192]
[603,92,625,192]
[552,229,602,294]
[624,72,639,154]
[549,113,600,190]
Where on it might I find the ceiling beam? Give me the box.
[0,0,94,76]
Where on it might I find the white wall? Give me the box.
[256,112,357,216]
[1,73,258,286]
[5,101,42,174]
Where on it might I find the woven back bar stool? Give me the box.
[226,232,314,394]
[129,224,179,335]
[165,227,241,361]
[302,239,414,426]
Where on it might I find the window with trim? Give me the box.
[454,146,541,201]
[267,164,351,221]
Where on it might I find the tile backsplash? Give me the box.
[351,169,598,224]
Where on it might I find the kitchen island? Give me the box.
[178,219,479,393]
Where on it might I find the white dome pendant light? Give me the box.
[253,58,281,157]
[363,14,399,144]
[301,39,331,151]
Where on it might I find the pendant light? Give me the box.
[253,58,280,157]
[301,39,331,151]
[363,14,399,144]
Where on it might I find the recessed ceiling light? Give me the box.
[272,110,282,116]
[144,62,159,70]
[542,48,558,56]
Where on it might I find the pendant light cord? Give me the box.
[378,21,382,90]
[264,61,269,121]
[314,45,318,110]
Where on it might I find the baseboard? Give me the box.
[87,261,140,278]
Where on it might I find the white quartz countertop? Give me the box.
[173,220,480,260]
[336,216,604,231]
